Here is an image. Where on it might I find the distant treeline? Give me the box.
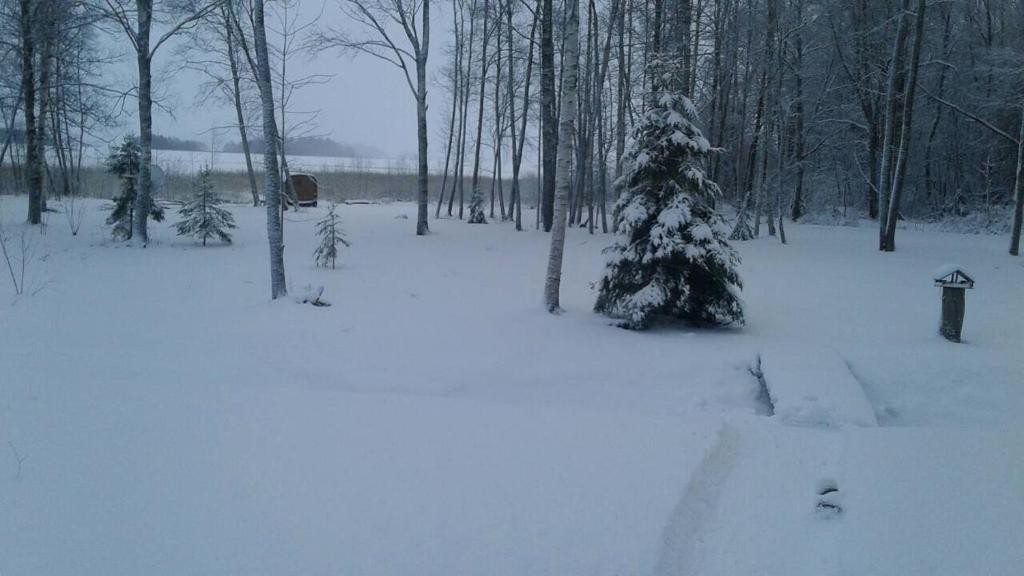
[153,134,207,152]
[3,131,207,152]
[2,131,211,152]
[221,136,380,159]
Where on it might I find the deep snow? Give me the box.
[1,197,1021,575]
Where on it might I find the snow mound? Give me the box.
[760,346,878,428]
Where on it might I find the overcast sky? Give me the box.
[112,1,449,161]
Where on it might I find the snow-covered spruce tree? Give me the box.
[468,188,487,224]
[729,205,755,241]
[174,166,236,245]
[105,136,164,240]
[594,91,744,329]
[313,202,350,269]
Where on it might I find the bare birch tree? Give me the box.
[314,0,431,235]
[100,0,222,244]
[250,0,286,297]
[543,0,579,313]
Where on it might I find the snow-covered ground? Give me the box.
[1,197,1021,575]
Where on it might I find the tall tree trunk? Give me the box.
[922,3,951,210]
[253,0,287,298]
[437,12,460,219]
[881,0,926,252]
[689,0,701,97]
[650,0,663,97]
[278,42,296,212]
[37,5,52,212]
[591,0,620,232]
[0,86,22,171]
[544,0,579,312]
[598,81,608,233]
[416,0,431,235]
[505,0,518,224]
[50,56,72,201]
[790,0,806,221]
[877,0,911,250]
[737,83,766,221]
[457,0,478,220]
[511,0,540,232]
[469,0,491,224]
[21,0,41,225]
[492,15,505,221]
[134,0,154,244]
[774,0,785,243]
[614,0,626,179]
[540,0,556,231]
[1009,105,1024,256]
[224,5,260,207]
[675,0,692,96]
[571,0,595,228]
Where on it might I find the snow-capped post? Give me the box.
[933,266,974,343]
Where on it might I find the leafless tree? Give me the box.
[244,0,287,297]
[543,0,578,312]
[99,0,223,244]
[314,0,431,235]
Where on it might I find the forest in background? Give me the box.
[2,0,1023,250]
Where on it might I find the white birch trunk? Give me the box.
[543,0,580,312]
[876,0,911,250]
[253,0,287,298]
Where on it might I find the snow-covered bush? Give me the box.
[174,166,236,245]
[594,91,744,329]
[313,202,350,269]
[296,284,331,307]
[105,136,165,240]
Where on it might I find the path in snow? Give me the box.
[652,424,743,576]
[655,346,1020,576]
[759,346,879,428]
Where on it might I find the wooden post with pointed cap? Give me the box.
[934,267,974,343]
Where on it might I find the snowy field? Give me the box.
[150,149,413,176]
[1,197,1022,575]
[66,147,415,176]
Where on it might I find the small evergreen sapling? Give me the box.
[595,91,744,329]
[313,202,350,269]
[105,136,165,240]
[468,188,487,224]
[729,207,755,241]
[174,166,236,245]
